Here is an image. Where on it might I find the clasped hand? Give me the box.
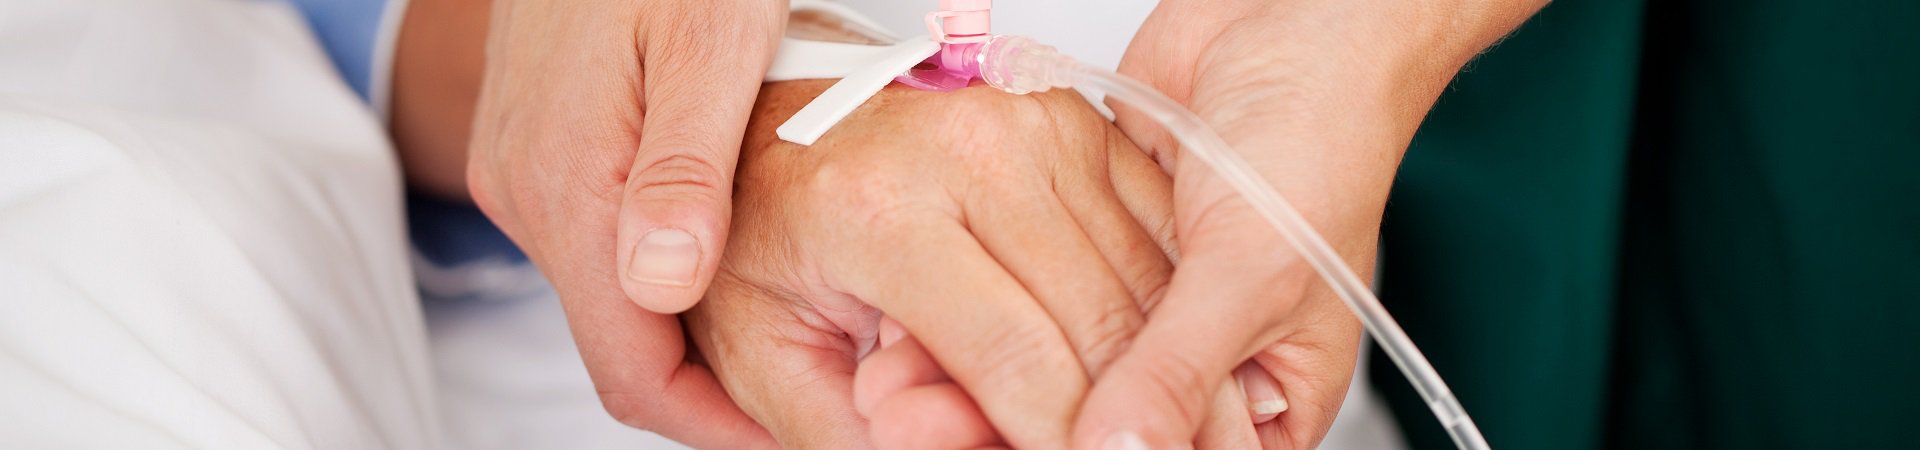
[685,79,1345,449]
[458,0,1521,447]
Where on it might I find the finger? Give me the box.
[1104,94,1180,173]
[1051,134,1174,312]
[683,277,871,449]
[854,336,947,417]
[616,6,783,314]
[1104,126,1179,262]
[822,218,1086,449]
[870,382,1003,450]
[1236,361,1287,424]
[1070,246,1316,450]
[967,182,1144,376]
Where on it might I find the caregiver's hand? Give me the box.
[464,0,786,447]
[683,79,1177,449]
[1074,0,1546,448]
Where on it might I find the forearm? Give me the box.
[389,0,490,202]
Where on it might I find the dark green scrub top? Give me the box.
[1374,0,1920,448]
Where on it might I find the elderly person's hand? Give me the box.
[1072,0,1548,448]
[683,79,1185,449]
[460,0,787,447]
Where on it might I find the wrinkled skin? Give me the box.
[684,80,1233,449]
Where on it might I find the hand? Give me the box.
[1073,0,1545,448]
[463,0,787,446]
[683,79,1177,449]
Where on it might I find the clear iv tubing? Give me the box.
[976,35,1491,450]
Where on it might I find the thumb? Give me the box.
[1071,311,1253,450]
[617,22,779,313]
[1072,234,1311,450]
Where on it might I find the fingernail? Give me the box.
[1237,365,1288,419]
[1103,431,1150,450]
[877,317,907,347]
[627,228,700,287]
[1253,398,1289,415]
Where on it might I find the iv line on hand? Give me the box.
[976,34,1491,450]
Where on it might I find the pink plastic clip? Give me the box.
[895,41,983,91]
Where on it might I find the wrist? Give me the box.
[1166,0,1546,141]
[1140,0,1546,263]
[390,0,491,201]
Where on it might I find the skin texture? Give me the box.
[685,80,1184,449]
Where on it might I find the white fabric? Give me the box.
[0,0,685,449]
[425,288,688,450]
[0,0,436,447]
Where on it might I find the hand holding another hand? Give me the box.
[685,80,1181,449]
[455,0,1545,447]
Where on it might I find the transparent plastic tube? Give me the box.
[979,35,1491,450]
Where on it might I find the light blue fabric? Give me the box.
[285,0,388,101]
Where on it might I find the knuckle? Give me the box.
[850,201,930,244]
[806,159,928,234]
[629,153,728,199]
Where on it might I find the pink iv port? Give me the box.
[896,41,984,92]
[897,0,992,92]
